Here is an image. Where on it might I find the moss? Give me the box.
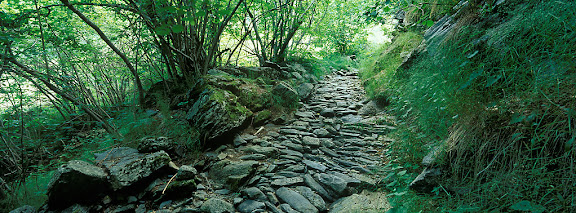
[253,110,272,126]
[207,87,253,121]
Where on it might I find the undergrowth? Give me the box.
[362,1,576,212]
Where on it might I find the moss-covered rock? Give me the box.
[186,86,253,142]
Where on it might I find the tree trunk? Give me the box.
[61,0,145,106]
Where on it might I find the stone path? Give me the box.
[196,69,394,213]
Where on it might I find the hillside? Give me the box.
[361,0,576,211]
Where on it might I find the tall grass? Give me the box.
[362,0,576,211]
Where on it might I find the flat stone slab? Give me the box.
[329,191,391,213]
[276,187,318,213]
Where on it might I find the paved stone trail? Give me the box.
[197,69,394,213]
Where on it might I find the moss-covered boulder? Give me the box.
[186,86,253,142]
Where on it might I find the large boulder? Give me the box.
[186,87,252,142]
[46,160,110,209]
[204,74,272,112]
[95,147,171,190]
[297,83,315,100]
[209,160,259,190]
[276,187,318,213]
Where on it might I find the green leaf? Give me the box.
[172,24,185,33]
[423,20,434,27]
[155,26,170,36]
[485,75,501,87]
[510,200,545,213]
[397,170,407,176]
[459,69,484,90]
[510,113,525,124]
[382,6,391,13]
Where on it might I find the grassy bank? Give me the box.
[361,1,576,211]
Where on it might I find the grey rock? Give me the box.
[276,187,318,213]
[284,164,306,172]
[103,151,171,190]
[234,135,248,147]
[302,160,327,172]
[279,128,313,136]
[279,204,299,213]
[177,165,197,180]
[292,72,303,79]
[234,197,244,205]
[320,147,339,158]
[302,136,320,147]
[186,89,251,141]
[266,192,280,205]
[242,187,267,201]
[295,186,326,211]
[358,100,383,116]
[318,173,347,194]
[283,142,304,152]
[210,160,259,189]
[237,200,266,213]
[297,83,314,99]
[9,205,36,213]
[94,147,138,162]
[280,155,302,162]
[244,145,278,157]
[329,192,391,213]
[240,154,267,160]
[313,128,332,138]
[341,114,363,124]
[279,149,303,157]
[271,177,304,187]
[295,111,315,119]
[47,160,109,209]
[200,198,234,213]
[409,167,443,193]
[273,82,299,106]
[320,108,335,117]
[138,137,174,153]
[304,174,334,201]
[265,201,282,213]
[62,204,89,213]
[320,138,335,148]
[215,189,231,195]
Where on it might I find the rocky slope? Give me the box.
[11,67,394,213]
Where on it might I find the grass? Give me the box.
[361,0,576,212]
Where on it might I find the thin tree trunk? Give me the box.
[61,0,145,106]
[4,55,121,137]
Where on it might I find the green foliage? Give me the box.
[113,107,200,150]
[0,171,53,212]
[363,0,576,211]
[364,0,458,26]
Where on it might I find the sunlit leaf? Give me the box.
[423,20,434,27]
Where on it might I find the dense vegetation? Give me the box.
[0,0,374,210]
[361,0,576,211]
[1,0,574,212]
